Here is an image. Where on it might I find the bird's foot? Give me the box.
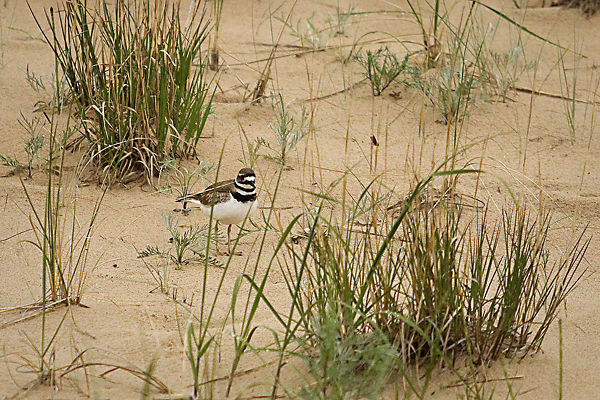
[173,207,191,216]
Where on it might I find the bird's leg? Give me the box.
[227,224,243,256]
[215,221,231,256]
[227,224,232,255]
[214,221,221,255]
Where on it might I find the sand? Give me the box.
[1,0,599,398]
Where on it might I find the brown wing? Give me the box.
[177,179,234,206]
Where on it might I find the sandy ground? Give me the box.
[1,0,599,398]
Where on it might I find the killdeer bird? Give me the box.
[176,168,258,255]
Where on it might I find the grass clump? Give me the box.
[270,170,588,397]
[296,314,397,400]
[263,93,309,166]
[354,47,408,96]
[138,214,221,269]
[31,0,214,184]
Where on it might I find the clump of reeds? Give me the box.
[269,170,588,397]
[30,0,214,183]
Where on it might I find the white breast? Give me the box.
[200,193,257,225]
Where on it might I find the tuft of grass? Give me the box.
[473,22,534,102]
[354,47,408,96]
[138,214,221,269]
[26,66,72,112]
[263,93,309,166]
[17,112,45,178]
[256,164,589,398]
[30,0,214,184]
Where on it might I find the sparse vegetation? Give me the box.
[239,132,266,169]
[278,14,333,50]
[22,116,105,305]
[326,2,354,36]
[138,214,221,269]
[263,93,309,165]
[558,44,583,137]
[25,67,72,112]
[156,159,214,198]
[6,108,107,393]
[18,112,45,177]
[473,22,535,102]
[1,0,597,398]
[354,47,408,96]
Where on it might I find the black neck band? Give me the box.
[232,191,256,203]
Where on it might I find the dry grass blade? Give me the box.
[250,0,299,103]
[0,299,86,330]
[59,361,169,393]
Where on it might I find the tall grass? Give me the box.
[558,43,582,137]
[253,166,589,397]
[11,107,107,392]
[30,0,214,183]
[22,112,105,306]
